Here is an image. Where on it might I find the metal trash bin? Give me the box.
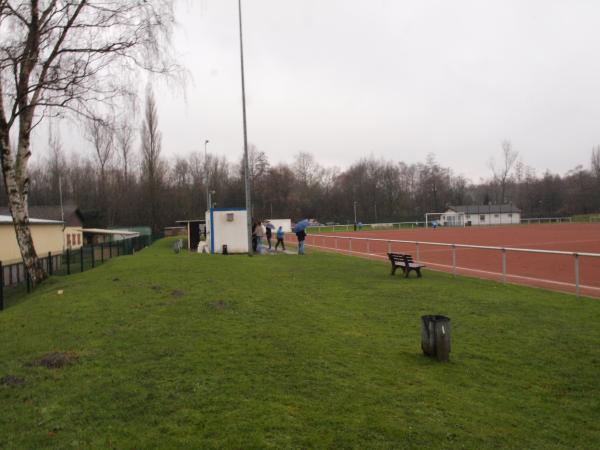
[222,244,228,255]
[421,315,451,362]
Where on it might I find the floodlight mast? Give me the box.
[238,0,253,255]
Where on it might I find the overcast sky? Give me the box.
[40,0,600,181]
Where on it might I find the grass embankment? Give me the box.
[1,239,600,449]
[572,213,600,223]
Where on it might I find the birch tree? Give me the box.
[0,1,177,285]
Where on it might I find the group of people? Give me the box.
[251,220,306,255]
[252,221,286,253]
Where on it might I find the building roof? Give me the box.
[0,205,83,226]
[176,219,206,224]
[0,214,63,225]
[448,204,521,214]
[83,228,140,237]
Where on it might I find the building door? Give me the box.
[190,222,200,251]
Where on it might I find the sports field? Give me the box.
[296,223,600,298]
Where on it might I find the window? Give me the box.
[508,213,512,218]
[466,215,471,219]
[494,214,499,218]
[67,234,71,246]
[480,215,485,221]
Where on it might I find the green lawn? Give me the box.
[1,239,600,449]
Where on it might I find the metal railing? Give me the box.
[298,233,600,298]
[307,216,575,233]
[520,217,572,224]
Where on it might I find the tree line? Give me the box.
[3,115,599,232]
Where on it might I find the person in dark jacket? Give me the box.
[251,221,257,252]
[275,226,286,251]
[265,222,273,250]
[296,229,306,255]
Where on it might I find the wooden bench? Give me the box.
[387,253,425,278]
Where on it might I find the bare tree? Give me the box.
[116,120,135,186]
[592,146,600,180]
[490,140,519,204]
[0,1,178,284]
[140,85,163,234]
[85,119,114,186]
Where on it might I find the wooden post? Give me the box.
[574,253,580,297]
[48,251,53,276]
[101,243,104,263]
[91,245,95,268]
[67,248,71,275]
[502,249,507,284]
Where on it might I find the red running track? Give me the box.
[288,224,600,298]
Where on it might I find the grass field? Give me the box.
[1,239,600,449]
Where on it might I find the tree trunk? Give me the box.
[0,136,46,287]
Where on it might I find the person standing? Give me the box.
[296,228,306,255]
[254,221,265,254]
[265,222,273,250]
[275,226,286,251]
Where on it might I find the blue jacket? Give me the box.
[276,228,284,239]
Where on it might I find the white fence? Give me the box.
[307,216,575,232]
[296,233,600,298]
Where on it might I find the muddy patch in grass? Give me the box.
[211,300,228,310]
[171,289,185,298]
[151,285,162,292]
[1,375,25,387]
[30,352,79,369]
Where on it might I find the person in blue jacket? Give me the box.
[275,226,286,251]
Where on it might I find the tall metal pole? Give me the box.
[353,201,357,224]
[238,0,253,255]
[204,139,210,211]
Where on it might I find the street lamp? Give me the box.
[353,201,358,230]
[238,0,253,255]
[204,139,210,211]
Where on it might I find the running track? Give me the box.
[288,224,600,298]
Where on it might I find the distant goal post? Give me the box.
[425,212,466,228]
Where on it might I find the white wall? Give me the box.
[206,209,249,254]
[266,219,292,233]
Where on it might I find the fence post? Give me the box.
[101,243,104,263]
[416,242,420,263]
[452,244,456,276]
[109,242,112,258]
[67,248,71,275]
[574,253,580,297]
[349,238,352,252]
[502,248,507,284]
[48,251,52,276]
[91,245,95,268]
[80,246,84,272]
[0,261,4,311]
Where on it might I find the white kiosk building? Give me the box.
[205,208,249,254]
[441,204,521,226]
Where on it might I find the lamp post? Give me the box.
[204,139,210,211]
[238,0,253,255]
[353,201,357,230]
